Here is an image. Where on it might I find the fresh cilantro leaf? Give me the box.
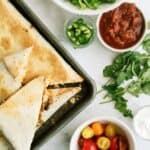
[103,83,118,94]
[103,65,115,78]
[147,59,150,67]
[143,33,150,53]
[114,97,133,118]
[116,72,127,85]
[141,68,150,81]
[113,87,125,97]
[128,81,142,97]
[143,41,150,53]
[142,81,150,95]
[83,0,102,9]
[102,0,116,3]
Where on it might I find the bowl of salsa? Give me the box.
[96,2,146,52]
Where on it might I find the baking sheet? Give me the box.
[9,0,96,148]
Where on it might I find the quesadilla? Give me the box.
[41,87,81,123]
[0,0,83,85]
[0,77,45,150]
[4,47,32,83]
[0,62,21,103]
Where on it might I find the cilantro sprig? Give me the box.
[68,0,116,10]
[100,33,150,118]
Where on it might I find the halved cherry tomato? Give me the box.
[91,122,104,136]
[97,136,111,150]
[110,136,118,150]
[105,124,116,138]
[78,137,84,148]
[81,126,94,139]
[81,139,98,150]
[118,136,129,150]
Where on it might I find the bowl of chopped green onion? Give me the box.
[52,0,123,16]
[65,17,95,48]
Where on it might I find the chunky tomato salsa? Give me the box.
[99,3,145,49]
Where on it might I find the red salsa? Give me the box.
[99,3,145,49]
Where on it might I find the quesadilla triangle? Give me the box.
[4,47,32,83]
[4,45,83,85]
[0,62,21,104]
[41,87,81,123]
[23,48,84,85]
[0,77,45,150]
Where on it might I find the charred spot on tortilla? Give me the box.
[0,37,11,50]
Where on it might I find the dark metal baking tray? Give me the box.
[10,0,96,149]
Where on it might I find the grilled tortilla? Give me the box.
[41,87,81,123]
[4,47,32,83]
[0,77,45,150]
[0,0,83,85]
[0,62,21,103]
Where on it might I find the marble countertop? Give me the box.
[24,0,150,149]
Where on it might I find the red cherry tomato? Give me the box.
[118,136,129,150]
[110,136,118,150]
[81,139,98,150]
[78,137,84,148]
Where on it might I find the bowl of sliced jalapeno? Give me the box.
[70,117,136,150]
[65,17,94,48]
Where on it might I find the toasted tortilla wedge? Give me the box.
[4,45,83,85]
[0,0,83,85]
[4,47,32,83]
[0,77,45,150]
[0,62,21,103]
[41,87,81,123]
[23,48,83,85]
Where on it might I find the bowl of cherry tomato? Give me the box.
[70,117,136,150]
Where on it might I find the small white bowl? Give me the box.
[52,0,124,16]
[96,3,147,53]
[133,106,150,141]
[64,17,95,48]
[70,117,136,150]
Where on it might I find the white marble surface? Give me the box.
[24,0,150,149]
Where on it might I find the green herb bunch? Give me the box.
[68,0,116,10]
[101,33,150,118]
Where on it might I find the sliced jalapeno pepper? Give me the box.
[66,18,94,47]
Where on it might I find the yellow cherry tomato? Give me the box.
[105,124,116,138]
[91,122,104,136]
[97,136,111,150]
[81,126,94,139]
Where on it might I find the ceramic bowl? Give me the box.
[96,2,147,53]
[70,117,136,150]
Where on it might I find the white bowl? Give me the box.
[133,106,150,141]
[52,0,124,16]
[96,3,147,53]
[64,16,95,48]
[70,117,136,150]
